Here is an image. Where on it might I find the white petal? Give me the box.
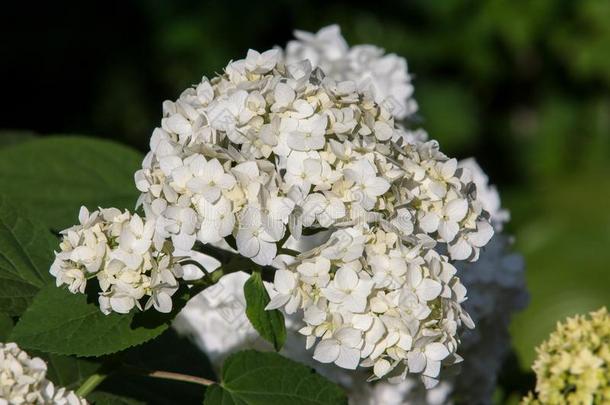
[417,279,442,301]
[313,339,340,364]
[274,270,297,294]
[265,294,290,310]
[335,346,361,370]
[274,83,295,106]
[252,240,277,265]
[153,291,173,313]
[365,177,390,197]
[172,232,196,252]
[445,198,468,221]
[334,266,358,290]
[373,358,392,378]
[423,359,441,378]
[110,296,135,314]
[164,113,191,135]
[438,220,459,242]
[407,351,426,373]
[448,238,472,261]
[236,232,259,258]
[335,327,362,348]
[425,342,450,361]
[470,221,494,247]
[419,213,440,233]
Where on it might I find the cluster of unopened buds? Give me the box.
[51,24,497,388]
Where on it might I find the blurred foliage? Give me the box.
[1,0,610,400]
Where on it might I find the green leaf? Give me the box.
[0,130,37,148]
[0,196,55,315]
[44,354,101,391]
[88,392,144,405]
[99,329,214,405]
[203,350,347,405]
[0,313,14,341]
[10,284,189,357]
[244,272,286,351]
[0,136,142,231]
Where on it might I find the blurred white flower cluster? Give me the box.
[286,25,417,119]
[174,25,528,403]
[131,24,494,384]
[51,207,184,314]
[0,342,87,405]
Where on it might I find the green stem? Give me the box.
[75,373,107,397]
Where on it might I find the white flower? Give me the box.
[286,115,327,151]
[287,25,348,72]
[236,206,281,266]
[0,342,87,405]
[344,159,390,210]
[285,25,417,119]
[369,252,407,288]
[195,196,235,243]
[187,157,236,203]
[244,48,281,74]
[448,221,494,261]
[313,327,363,369]
[145,255,181,313]
[459,158,510,230]
[321,264,374,313]
[420,198,468,242]
[265,269,300,313]
[51,207,185,315]
[285,153,322,191]
[321,228,366,262]
[129,37,496,386]
[406,342,451,386]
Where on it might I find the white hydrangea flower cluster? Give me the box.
[135,51,492,265]
[132,39,493,383]
[0,342,87,405]
[267,229,474,388]
[351,160,527,404]
[51,206,184,314]
[286,25,418,120]
[168,27,530,401]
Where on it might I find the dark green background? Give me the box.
[1,1,609,402]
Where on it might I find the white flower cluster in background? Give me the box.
[173,270,269,365]
[0,342,87,405]
[51,206,184,314]
[458,159,509,230]
[441,159,527,404]
[286,25,417,120]
[449,234,527,403]
[132,37,493,384]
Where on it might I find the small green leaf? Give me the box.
[0,196,55,315]
[10,284,189,357]
[203,350,347,405]
[0,136,142,231]
[244,272,286,351]
[88,392,144,405]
